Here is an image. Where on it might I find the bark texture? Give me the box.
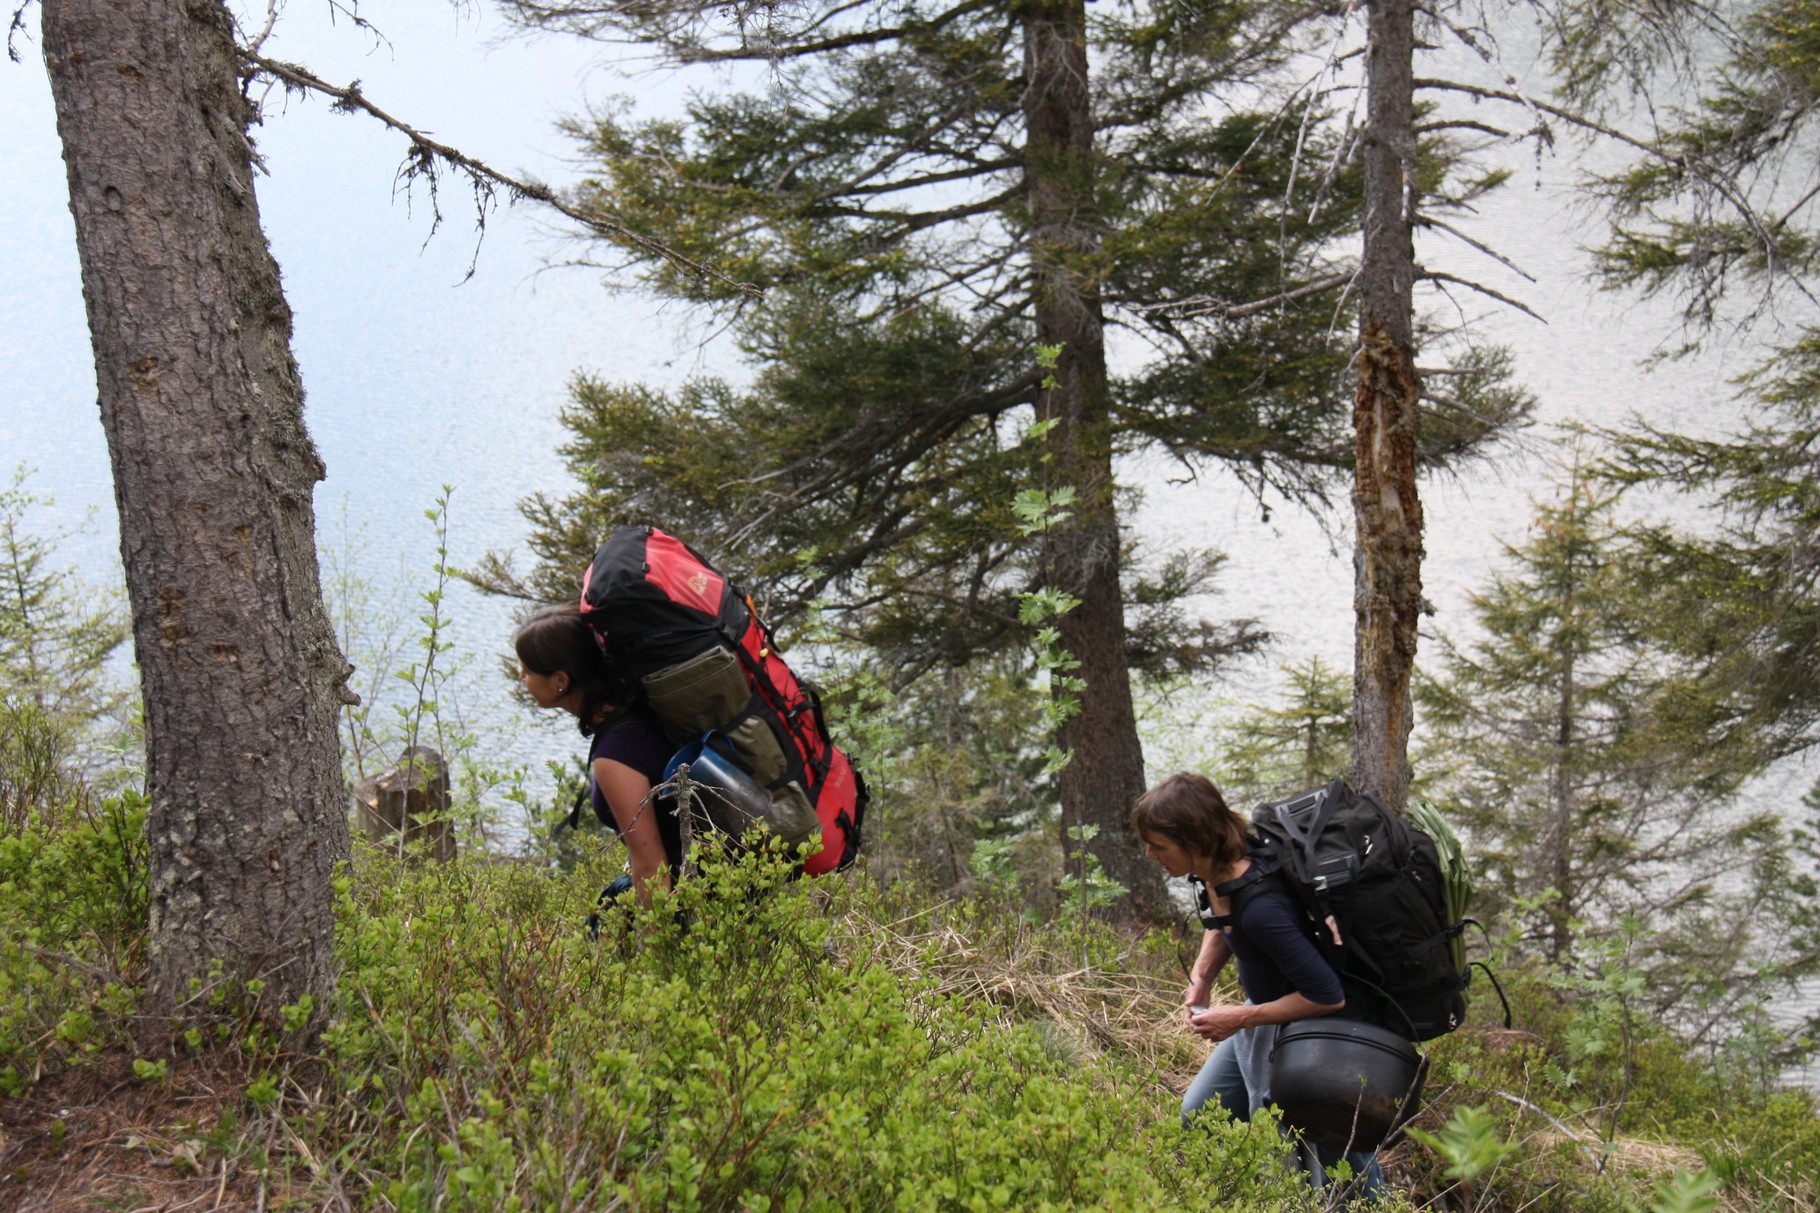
[42,0,351,1024]
[1020,0,1168,921]
[1350,0,1424,812]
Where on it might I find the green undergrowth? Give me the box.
[0,793,146,1094]
[2,810,1817,1211]
[319,843,1312,1211]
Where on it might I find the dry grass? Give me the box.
[824,890,1208,1092]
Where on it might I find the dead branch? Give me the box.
[1419,216,1537,282]
[240,50,762,297]
[1421,269,1544,322]
[1132,271,1355,320]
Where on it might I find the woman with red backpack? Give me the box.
[515,605,683,906]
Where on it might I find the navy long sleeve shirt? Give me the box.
[1193,868,1345,1007]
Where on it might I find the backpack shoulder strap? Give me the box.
[1207,854,1287,930]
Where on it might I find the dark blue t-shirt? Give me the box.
[1192,867,1345,1007]
[589,705,684,872]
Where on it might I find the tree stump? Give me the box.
[353,745,456,862]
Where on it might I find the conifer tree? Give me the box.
[1216,656,1351,804]
[1349,0,1423,812]
[40,0,354,1025]
[1549,0,1820,333]
[0,468,130,736]
[1419,458,1813,1034]
[491,0,1529,918]
[0,469,131,829]
[1535,0,1820,859]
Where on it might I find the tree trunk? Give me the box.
[1547,510,1582,963]
[42,0,352,1030]
[1021,0,1168,922]
[1350,0,1424,813]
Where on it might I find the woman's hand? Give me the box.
[1188,990,1344,1042]
[1188,1004,1252,1042]
[1183,925,1231,1016]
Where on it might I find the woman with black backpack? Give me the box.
[515,604,684,906]
[1133,771,1386,1204]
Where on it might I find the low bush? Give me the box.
[318,843,1320,1211]
[0,792,146,1095]
[3,808,1816,1212]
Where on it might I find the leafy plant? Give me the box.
[1407,1103,1518,1184]
[1643,1169,1720,1213]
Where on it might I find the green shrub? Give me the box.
[3,789,1814,1213]
[317,843,1342,1210]
[0,793,147,1092]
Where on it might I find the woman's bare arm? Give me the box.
[595,756,671,906]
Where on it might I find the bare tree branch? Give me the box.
[7,0,36,61]
[1415,75,1793,289]
[1419,216,1536,283]
[673,0,998,63]
[1132,271,1354,319]
[241,51,762,296]
[1420,269,1544,322]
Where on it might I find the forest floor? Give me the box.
[0,1054,294,1213]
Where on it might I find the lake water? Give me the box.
[2,5,1812,1083]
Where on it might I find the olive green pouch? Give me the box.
[724,714,788,786]
[762,783,821,847]
[642,647,751,734]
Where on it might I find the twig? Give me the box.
[1137,272,1355,320]
[1421,216,1538,282]
[7,0,35,62]
[1493,1089,1604,1166]
[239,51,762,297]
[247,0,279,57]
[1421,270,1545,322]
[21,943,121,985]
[1415,76,1794,290]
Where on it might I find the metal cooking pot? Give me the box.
[664,733,774,838]
[1270,1017,1426,1151]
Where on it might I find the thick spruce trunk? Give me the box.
[1021,0,1168,922]
[42,0,351,1027]
[1350,0,1424,813]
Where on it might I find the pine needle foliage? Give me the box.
[1214,654,1353,805]
[1552,0,1820,332]
[0,468,131,832]
[0,467,129,736]
[1418,452,1817,1045]
[478,0,1532,677]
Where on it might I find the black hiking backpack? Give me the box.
[1215,778,1486,1042]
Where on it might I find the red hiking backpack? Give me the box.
[579,525,865,875]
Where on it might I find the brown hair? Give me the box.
[1130,771,1249,869]
[513,604,635,736]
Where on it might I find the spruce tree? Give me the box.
[0,469,131,829]
[489,0,1530,917]
[1419,456,1813,1035]
[0,468,130,737]
[41,0,357,1028]
[1215,656,1351,804]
